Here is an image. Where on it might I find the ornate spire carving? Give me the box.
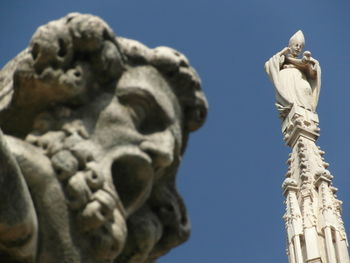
[265,32,350,263]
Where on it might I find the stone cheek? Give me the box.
[0,13,208,263]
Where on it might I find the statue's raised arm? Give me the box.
[265,30,321,119]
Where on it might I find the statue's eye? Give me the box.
[128,97,151,125]
[118,92,171,134]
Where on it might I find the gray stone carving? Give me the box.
[0,13,208,263]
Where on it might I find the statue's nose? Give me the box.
[140,130,175,169]
[109,148,153,217]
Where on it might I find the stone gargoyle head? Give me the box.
[0,13,207,263]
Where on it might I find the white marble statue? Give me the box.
[265,30,350,263]
[265,30,321,118]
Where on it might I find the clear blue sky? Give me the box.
[1,1,350,262]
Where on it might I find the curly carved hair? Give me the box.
[0,13,207,137]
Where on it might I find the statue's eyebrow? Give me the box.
[117,86,158,105]
[116,86,174,120]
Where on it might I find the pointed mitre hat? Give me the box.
[288,30,305,46]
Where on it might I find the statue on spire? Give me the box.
[265,30,321,119]
[265,31,350,263]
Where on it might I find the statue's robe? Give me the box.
[265,53,321,118]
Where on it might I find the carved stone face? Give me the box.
[92,66,182,214]
[2,65,194,263]
[90,66,190,261]
[289,39,304,57]
[36,65,192,261]
[0,13,206,263]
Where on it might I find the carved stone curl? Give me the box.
[0,13,208,263]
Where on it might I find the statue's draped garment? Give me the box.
[265,53,321,114]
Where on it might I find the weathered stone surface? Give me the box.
[0,13,208,263]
